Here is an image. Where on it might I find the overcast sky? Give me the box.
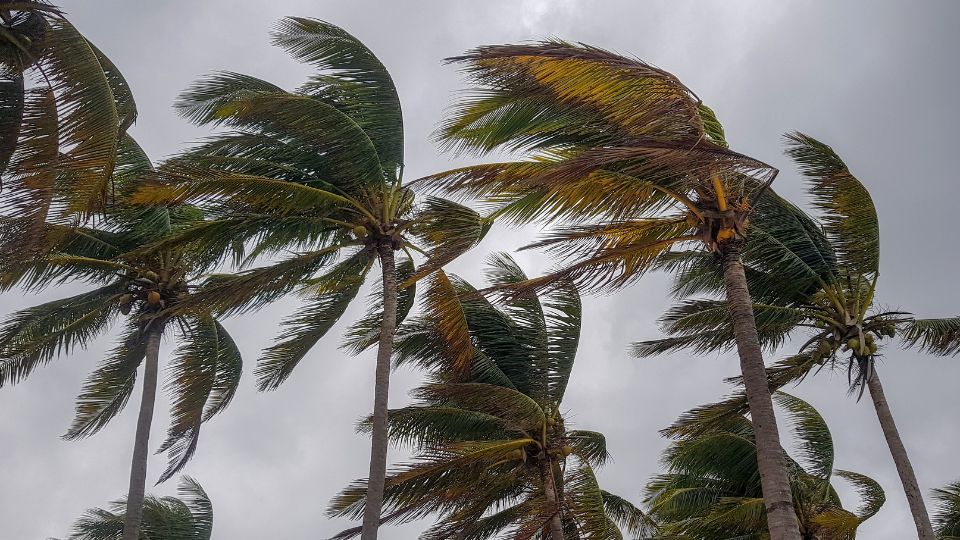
[2,1,959,538]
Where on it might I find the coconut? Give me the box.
[869,343,878,354]
[143,271,159,282]
[352,225,368,238]
[847,337,860,351]
[119,294,133,315]
[561,446,573,457]
[147,290,162,306]
[716,227,736,242]
[817,340,832,355]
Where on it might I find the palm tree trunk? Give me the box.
[720,242,802,540]
[866,369,936,539]
[121,324,162,540]
[361,244,398,540]
[540,458,565,540]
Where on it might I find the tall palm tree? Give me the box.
[132,19,489,539]
[1,0,136,236]
[61,476,213,540]
[328,254,655,539]
[933,481,960,539]
[422,41,801,540]
[635,132,960,539]
[648,391,885,540]
[0,136,242,540]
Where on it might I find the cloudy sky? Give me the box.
[2,1,959,538]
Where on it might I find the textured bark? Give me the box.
[540,459,565,540]
[121,325,162,540]
[867,370,936,539]
[720,243,802,540]
[361,245,398,540]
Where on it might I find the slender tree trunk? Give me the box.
[361,244,398,540]
[866,369,935,539]
[121,325,163,540]
[720,243,802,540]
[540,458,565,540]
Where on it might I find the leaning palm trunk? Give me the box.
[121,325,163,540]
[361,245,398,540]
[540,459,565,540]
[720,244,801,540]
[866,370,935,539]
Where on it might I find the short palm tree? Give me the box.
[61,476,213,540]
[328,254,655,539]
[0,136,242,540]
[1,0,137,236]
[933,481,960,539]
[635,132,960,539]
[423,41,800,540]
[648,391,885,540]
[132,19,488,539]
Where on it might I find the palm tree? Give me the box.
[648,391,885,539]
[933,481,960,539]
[0,0,137,237]
[635,132,960,539]
[61,476,213,540]
[328,254,655,539]
[0,136,242,540]
[422,41,801,540]
[132,19,489,539]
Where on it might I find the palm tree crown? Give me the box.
[1,0,137,242]
[63,476,213,540]
[421,40,802,540]
[648,392,885,540]
[132,19,489,538]
[329,254,654,539]
[636,132,959,539]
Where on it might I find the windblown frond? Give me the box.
[784,131,879,276]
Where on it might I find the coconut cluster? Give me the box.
[119,268,189,315]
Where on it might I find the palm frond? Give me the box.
[63,321,146,440]
[254,249,372,390]
[773,392,834,480]
[342,254,416,353]
[157,315,242,483]
[413,383,545,431]
[933,480,960,538]
[406,196,490,284]
[901,316,960,356]
[784,131,879,276]
[0,282,123,386]
[272,17,403,175]
[833,470,885,522]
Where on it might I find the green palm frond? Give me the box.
[0,282,123,386]
[834,470,885,523]
[567,429,610,468]
[36,18,122,217]
[405,196,489,284]
[414,383,545,431]
[158,315,242,482]
[901,316,960,356]
[256,250,371,390]
[357,405,507,449]
[633,300,806,357]
[602,490,659,538]
[65,476,212,540]
[565,461,622,539]
[0,71,24,178]
[63,321,146,440]
[933,480,960,539]
[773,392,834,480]
[783,131,879,276]
[272,17,403,175]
